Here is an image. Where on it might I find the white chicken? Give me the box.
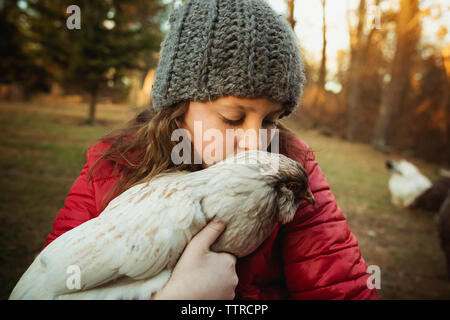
[386,160,432,208]
[9,150,314,300]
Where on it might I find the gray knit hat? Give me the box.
[151,0,306,118]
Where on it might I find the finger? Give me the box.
[192,220,226,250]
[219,251,237,263]
[228,253,237,264]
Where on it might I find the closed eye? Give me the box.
[221,116,278,127]
[221,116,244,126]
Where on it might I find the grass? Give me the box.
[1,100,449,299]
[0,101,134,300]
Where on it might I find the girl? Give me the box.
[43,0,379,300]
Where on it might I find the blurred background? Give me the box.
[0,0,449,299]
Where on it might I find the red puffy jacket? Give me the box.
[43,136,379,300]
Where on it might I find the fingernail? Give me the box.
[211,220,225,229]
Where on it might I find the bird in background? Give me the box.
[386,160,432,208]
[386,159,450,212]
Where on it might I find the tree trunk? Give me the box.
[372,0,420,152]
[309,0,327,115]
[286,0,296,30]
[440,67,450,165]
[317,0,327,89]
[346,0,366,141]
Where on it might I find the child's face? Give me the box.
[181,96,284,168]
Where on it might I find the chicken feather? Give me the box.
[10,150,313,299]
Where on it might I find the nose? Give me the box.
[237,130,260,151]
[236,122,266,152]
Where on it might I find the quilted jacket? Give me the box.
[43,136,379,300]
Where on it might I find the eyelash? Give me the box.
[221,116,277,127]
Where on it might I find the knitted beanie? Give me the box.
[150,0,306,118]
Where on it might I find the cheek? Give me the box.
[189,116,233,166]
[266,127,279,151]
[204,121,234,164]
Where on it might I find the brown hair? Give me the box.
[87,100,311,212]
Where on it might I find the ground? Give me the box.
[0,100,449,299]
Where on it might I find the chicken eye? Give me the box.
[286,182,302,194]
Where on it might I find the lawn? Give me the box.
[0,100,131,300]
[1,100,449,299]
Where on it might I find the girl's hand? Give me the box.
[151,221,239,300]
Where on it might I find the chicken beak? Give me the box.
[304,190,315,207]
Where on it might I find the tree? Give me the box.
[26,0,167,125]
[0,0,51,98]
[285,0,296,30]
[317,0,327,89]
[345,0,366,140]
[372,0,421,151]
[307,0,327,119]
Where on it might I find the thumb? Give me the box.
[192,220,226,251]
